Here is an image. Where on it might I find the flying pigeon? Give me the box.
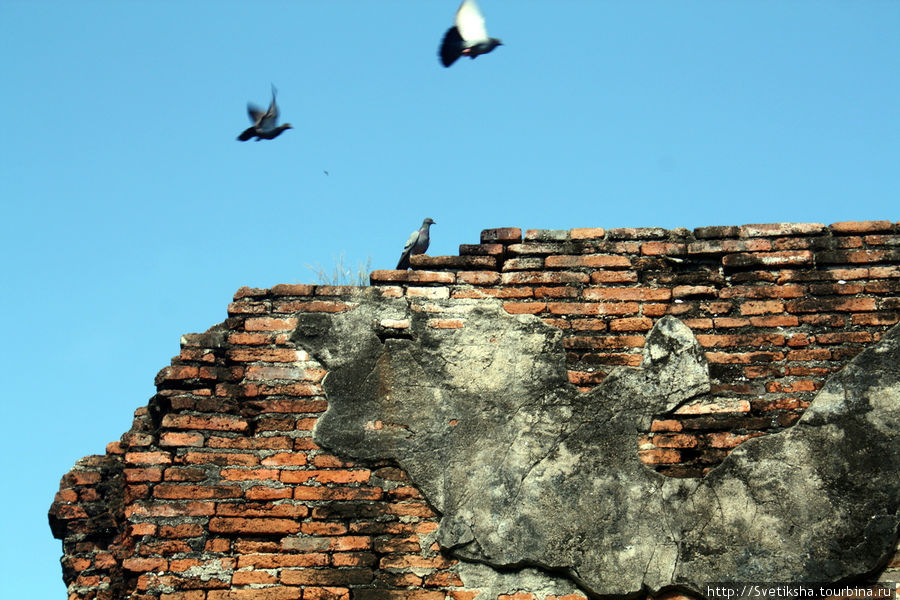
[396,218,436,270]
[237,85,293,141]
[439,0,503,67]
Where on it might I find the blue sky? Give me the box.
[1,1,898,597]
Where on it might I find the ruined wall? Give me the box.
[49,221,900,600]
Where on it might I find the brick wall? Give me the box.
[50,221,900,599]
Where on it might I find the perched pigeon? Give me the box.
[396,218,436,270]
[237,85,293,141]
[439,0,503,67]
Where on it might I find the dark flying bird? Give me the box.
[396,218,436,270]
[237,85,293,141]
[439,0,503,67]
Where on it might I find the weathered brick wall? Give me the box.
[50,221,900,600]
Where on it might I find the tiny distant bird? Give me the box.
[237,85,293,141]
[439,0,503,67]
[396,218,436,270]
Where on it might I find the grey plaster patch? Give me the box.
[292,291,900,598]
[453,561,586,600]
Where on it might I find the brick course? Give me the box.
[50,221,900,599]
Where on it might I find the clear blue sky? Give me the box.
[1,1,897,597]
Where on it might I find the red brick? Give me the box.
[226,348,303,362]
[830,220,895,233]
[650,433,698,448]
[590,270,639,284]
[261,453,309,467]
[122,557,168,572]
[712,317,751,328]
[673,285,717,298]
[244,317,298,331]
[739,222,826,237]
[426,318,466,329]
[570,227,606,239]
[231,570,279,585]
[270,283,316,296]
[459,243,505,256]
[124,468,163,483]
[369,270,455,284]
[650,420,683,432]
[379,554,454,570]
[207,588,304,600]
[125,451,173,465]
[569,319,606,331]
[456,271,501,285]
[481,227,522,243]
[300,521,349,536]
[272,300,355,313]
[641,241,687,256]
[311,454,357,468]
[765,380,818,393]
[330,536,373,551]
[609,317,653,331]
[159,432,205,447]
[503,257,544,271]
[583,288,671,301]
[407,287,451,300]
[638,448,681,464]
[786,297,877,313]
[719,284,805,299]
[851,312,899,326]
[688,238,773,254]
[161,591,208,600]
[818,249,900,264]
[534,286,579,298]
[294,486,383,501]
[228,301,269,315]
[243,485,293,501]
[303,587,351,600]
[467,287,538,301]
[563,335,645,349]
[209,518,300,535]
[786,349,832,361]
[424,571,465,587]
[799,313,847,327]
[154,484,242,499]
[724,250,814,268]
[221,468,280,481]
[705,352,785,364]
[749,315,799,327]
[695,333,785,348]
[280,567,372,586]
[180,451,260,466]
[738,300,785,315]
[865,234,900,246]
[237,554,329,569]
[280,469,371,485]
[501,271,590,285]
[162,414,249,432]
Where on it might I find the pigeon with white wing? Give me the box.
[237,85,293,142]
[439,0,503,67]
[396,218,436,270]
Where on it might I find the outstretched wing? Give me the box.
[257,87,279,131]
[247,103,265,125]
[439,26,465,67]
[455,0,488,42]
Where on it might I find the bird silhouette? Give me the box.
[439,0,503,67]
[397,218,436,270]
[237,85,293,141]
